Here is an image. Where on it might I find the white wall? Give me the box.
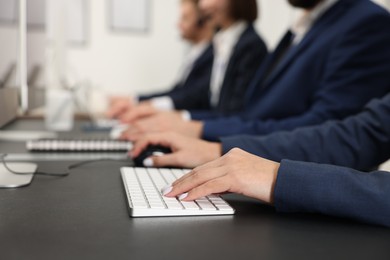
[66,0,293,96]
[67,0,185,95]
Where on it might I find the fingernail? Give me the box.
[143,157,154,167]
[178,193,188,201]
[161,185,173,196]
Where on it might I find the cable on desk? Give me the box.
[0,153,130,177]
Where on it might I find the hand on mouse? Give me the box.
[130,132,222,168]
[162,148,280,205]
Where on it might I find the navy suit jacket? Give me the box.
[223,94,390,227]
[187,24,268,115]
[222,94,390,171]
[211,24,267,115]
[275,160,390,227]
[196,0,390,141]
[139,44,214,110]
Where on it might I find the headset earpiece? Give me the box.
[197,15,206,27]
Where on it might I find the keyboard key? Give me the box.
[132,202,148,209]
[181,201,200,210]
[197,202,217,210]
[216,205,234,211]
[165,203,184,210]
[149,203,165,209]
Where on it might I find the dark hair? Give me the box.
[288,0,323,9]
[229,0,258,23]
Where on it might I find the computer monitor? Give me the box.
[19,0,29,114]
[0,0,28,126]
[0,88,18,129]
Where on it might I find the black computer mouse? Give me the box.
[133,145,172,167]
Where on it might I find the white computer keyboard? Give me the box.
[121,167,235,217]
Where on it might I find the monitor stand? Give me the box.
[0,163,37,188]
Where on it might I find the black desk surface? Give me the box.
[1,120,389,260]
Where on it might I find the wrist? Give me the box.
[129,95,139,106]
[204,142,223,162]
[187,121,204,138]
[251,160,280,205]
[267,162,280,205]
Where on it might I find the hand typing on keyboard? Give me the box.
[121,167,235,217]
[162,148,280,205]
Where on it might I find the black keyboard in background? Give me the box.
[26,139,133,152]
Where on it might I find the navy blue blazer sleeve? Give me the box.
[202,10,390,140]
[274,160,390,227]
[169,74,211,110]
[221,95,390,171]
[169,45,214,110]
[138,80,211,110]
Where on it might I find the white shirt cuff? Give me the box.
[181,110,192,121]
[150,96,175,111]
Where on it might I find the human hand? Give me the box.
[162,148,280,204]
[106,96,135,119]
[121,112,204,140]
[130,132,222,168]
[119,101,158,124]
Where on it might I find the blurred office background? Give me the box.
[0,0,389,168]
[0,0,389,95]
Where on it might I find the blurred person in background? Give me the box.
[111,0,267,123]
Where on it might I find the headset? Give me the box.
[197,15,206,27]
